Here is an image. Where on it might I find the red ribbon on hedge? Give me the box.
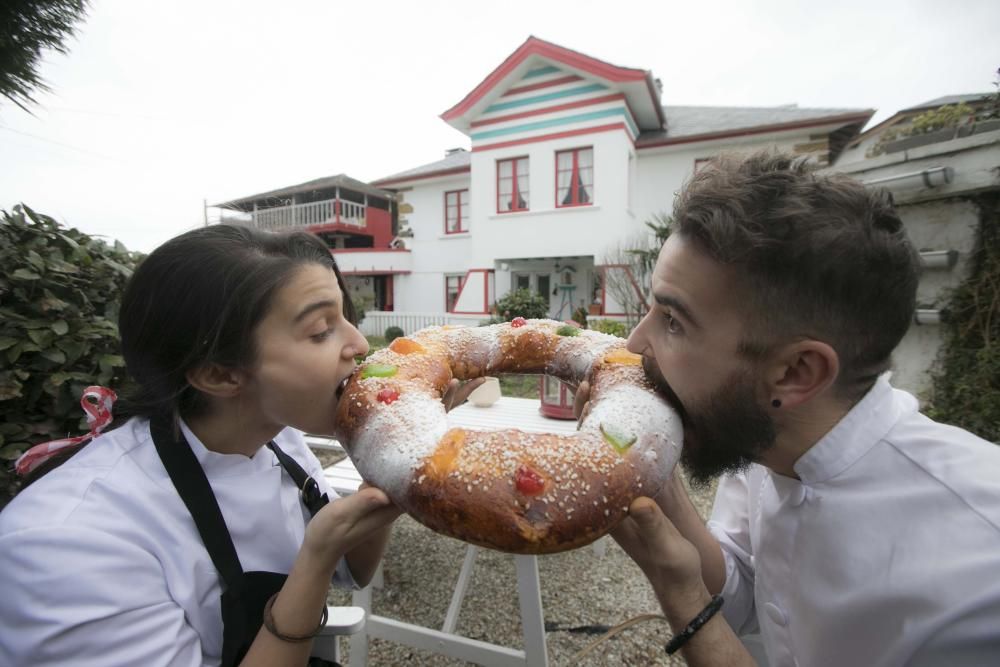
[15,386,117,476]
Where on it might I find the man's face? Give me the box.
[627,235,777,485]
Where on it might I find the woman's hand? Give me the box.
[442,377,487,412]
[300,486,402,573]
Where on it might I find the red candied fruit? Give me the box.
[515,464,545,496]
[376,388,400,405]
[511,317,527,328]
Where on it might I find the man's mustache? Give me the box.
[641,354,688,423]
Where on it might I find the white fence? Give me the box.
[359,311,487,337]
[248,198,367,231]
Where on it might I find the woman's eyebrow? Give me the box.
[293,300,339,324]
[653,293,701,330]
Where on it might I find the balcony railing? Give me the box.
[233,198,368,232]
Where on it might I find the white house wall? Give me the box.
[393,172,473,312]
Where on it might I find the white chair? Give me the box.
[313,606,366,664]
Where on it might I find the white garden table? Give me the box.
[313,396,585,667]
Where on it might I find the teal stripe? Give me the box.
[472,107,633,141]
[484,83,607,113]
[523,65,560,79]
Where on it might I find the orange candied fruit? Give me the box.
[604,349,642,366]
[389,338,426,355]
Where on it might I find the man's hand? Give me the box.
[612,497,712,623]
[442,377,487,412]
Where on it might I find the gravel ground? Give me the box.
[314,449,717,667]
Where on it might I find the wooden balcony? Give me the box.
[242,197,368,232]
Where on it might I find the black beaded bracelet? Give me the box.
[664,594,724,655]
[262,593,329,643]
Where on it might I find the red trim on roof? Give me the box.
[502,74,582,97]
[338,270,412,276]
[638,111,875,149]
[330,248,411,254]
[441,36,649,122]
[471,93,625,128]
[473,122,632,153]
[373,165,471,187]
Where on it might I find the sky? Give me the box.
[2,0,998,253]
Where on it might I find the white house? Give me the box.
[363,36,872,332]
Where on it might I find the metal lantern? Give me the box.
[538,375,576,420]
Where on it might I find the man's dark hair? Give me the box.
[673,151,921,400]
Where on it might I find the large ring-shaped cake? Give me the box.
[333,318,683,554]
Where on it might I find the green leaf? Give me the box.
[12,268,41,280]
[0,443,28,462]
[99,354,125,373]
[41,349,66,364]
[0,337,18,351]
[51,320,69,335]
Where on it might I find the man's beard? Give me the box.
[643,356,777,487]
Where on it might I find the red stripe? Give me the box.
[471,93,625,128]
[472,122,633,153]
[501,74,581,97]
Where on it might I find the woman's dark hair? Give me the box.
[673,151,921,400]
[118,224,356,420]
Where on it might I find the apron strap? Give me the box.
[267,439,330,517]
[150,414,245,592]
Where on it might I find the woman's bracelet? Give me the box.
[664,594,724,655]
[262,592,328,643]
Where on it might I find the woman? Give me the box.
[0,225,477,666]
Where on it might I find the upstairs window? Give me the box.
[556,147,593,207]
[445,189,469,233]
[497,157,529,213]
[445,274,464,312]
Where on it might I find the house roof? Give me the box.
[441,36,665,134]
[373,150,473,187]
[637,105,874,147]
[900,93,990,113]
[844,92,992,149]
[214,173,393,211]
[373,105,873,186]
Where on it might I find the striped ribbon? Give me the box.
[14,386,118,476]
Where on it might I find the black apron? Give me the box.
[150,415,336,667]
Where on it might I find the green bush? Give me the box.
[590,319,628,338]
[0,205,141,504]
[491,288,550,321]
[384,326,404,342]
[925,194,1000,443]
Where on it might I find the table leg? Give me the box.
[515,555,549,667]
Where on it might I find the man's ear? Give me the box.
[766,340,840,409]
[185,363,245,398]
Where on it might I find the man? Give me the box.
[588,152,1000,666]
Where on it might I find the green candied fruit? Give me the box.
[361,363,398,379]
[600,423,637,454]
[556,324,580,337]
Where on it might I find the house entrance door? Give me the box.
[512,272,553,316]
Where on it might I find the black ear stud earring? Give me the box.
[771,399,782,408]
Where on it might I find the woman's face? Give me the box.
[241,263,369,436]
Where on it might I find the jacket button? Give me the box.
[764,602,788,627]
[791,485,810,506]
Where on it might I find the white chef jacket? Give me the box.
[707,375,1000,667]
[0,417,356,667]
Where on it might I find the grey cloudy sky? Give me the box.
[2,0,998,253]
